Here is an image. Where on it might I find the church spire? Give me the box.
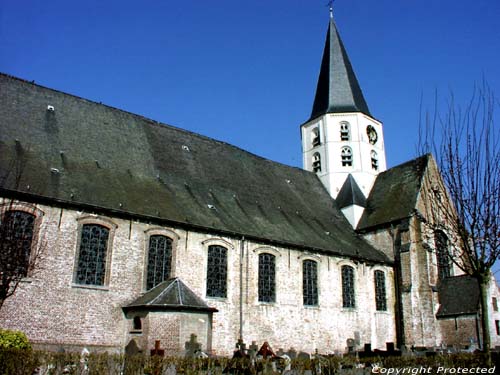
[308,13,371,122]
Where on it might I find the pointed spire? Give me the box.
[308,14,371,122]
[336,174,366,209]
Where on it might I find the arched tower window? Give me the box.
[206,245,227,298]
[146,235,173,290]
[312,152,321,173]
[341,265,355,308]
[341,147,353,167]
[435,231,451,280]
[258,253,276,303]
[311,128,320,147]
[0,210,35,278]
[303,260,318,306]
[374,270,387,311]
[340,121,350,141]
[371,150,379,171]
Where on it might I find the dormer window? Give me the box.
[311,128,320,147]
[312,152,321,173]
[340,121,350,141]
[371,150,379,171]
[341,147,352,167]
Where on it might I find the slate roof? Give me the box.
[308,15,371,123]
[123,278,217,313]
[336,174,366,209]
[0,73,390,264]
[357,154,431,231]
[436,275,480,318]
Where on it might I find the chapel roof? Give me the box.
[307,14,371,123]
[0,73,389,264]
[123,278,217,313]
[357,154,431,231]
[436,275,480,318]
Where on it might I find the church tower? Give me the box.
[301,9,387,227]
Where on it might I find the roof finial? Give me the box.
[327,0,334,18]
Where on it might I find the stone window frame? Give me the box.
[253,246,281,305]
[143,227,180,291]
[341,146,353,167]
[434,230,452,281]
[312,152,321,173]
[72,215,117,290]
[0,201,44,279]
[373,269,387,311]
[311,127,321,147]
[340,121,351,141]
[202,238,234,300]
[298,253,322,307]
[339,262,356,309]
[370,150,379,171]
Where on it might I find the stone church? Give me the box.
[1,13,499,355]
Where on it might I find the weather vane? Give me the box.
[326,0,335,17]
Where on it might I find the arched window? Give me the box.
[341,147,353,167]
[146,235,173,290]
[312,152,321,173]
[371,150,379,171]
[0,210,35,277]
[311,128,320,147]
[133,316,142,331]
[206,245,227,298]
[435,231,451,280]
[258,253,276,303]
[75,224,110,286]
[342,265,355,308]
[340,121,350,141]
[303,260,318,306]
[374,270,387,311]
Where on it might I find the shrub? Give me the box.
[0,329,32,350]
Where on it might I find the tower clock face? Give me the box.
[367,125,378,145]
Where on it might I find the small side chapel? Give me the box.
[1,10,499,355]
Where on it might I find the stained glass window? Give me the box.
[75,224,109,286]
[206,245,227,298]
[374,270,387,311]
[258,253,276,303]
[342,265,355,308]
[303,260,318,306]
[146,235,172,290]
[435,231,451,280]
[0,210,35,277]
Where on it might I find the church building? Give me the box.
[1,11,499,355]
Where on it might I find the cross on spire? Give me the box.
[327,0,335,18]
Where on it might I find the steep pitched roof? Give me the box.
[0,73,389,264]
[336,174,366,209]
[357,154,430,230]
[308,15,371,123]
[123,278,217,313]
[436,275,480,318]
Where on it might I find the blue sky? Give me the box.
[1,1,499,272]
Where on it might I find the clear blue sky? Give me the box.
[1,1,499,271]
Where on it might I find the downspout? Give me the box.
[239,236,245,341]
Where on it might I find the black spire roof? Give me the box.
[336,174,366,209]
[308,15,371,122]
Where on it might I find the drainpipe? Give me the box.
[239,236,245,341]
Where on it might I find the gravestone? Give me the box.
[151,340,165,357]
[185,334,202,357]
[248,341,259,359]
[286,347,297,359]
